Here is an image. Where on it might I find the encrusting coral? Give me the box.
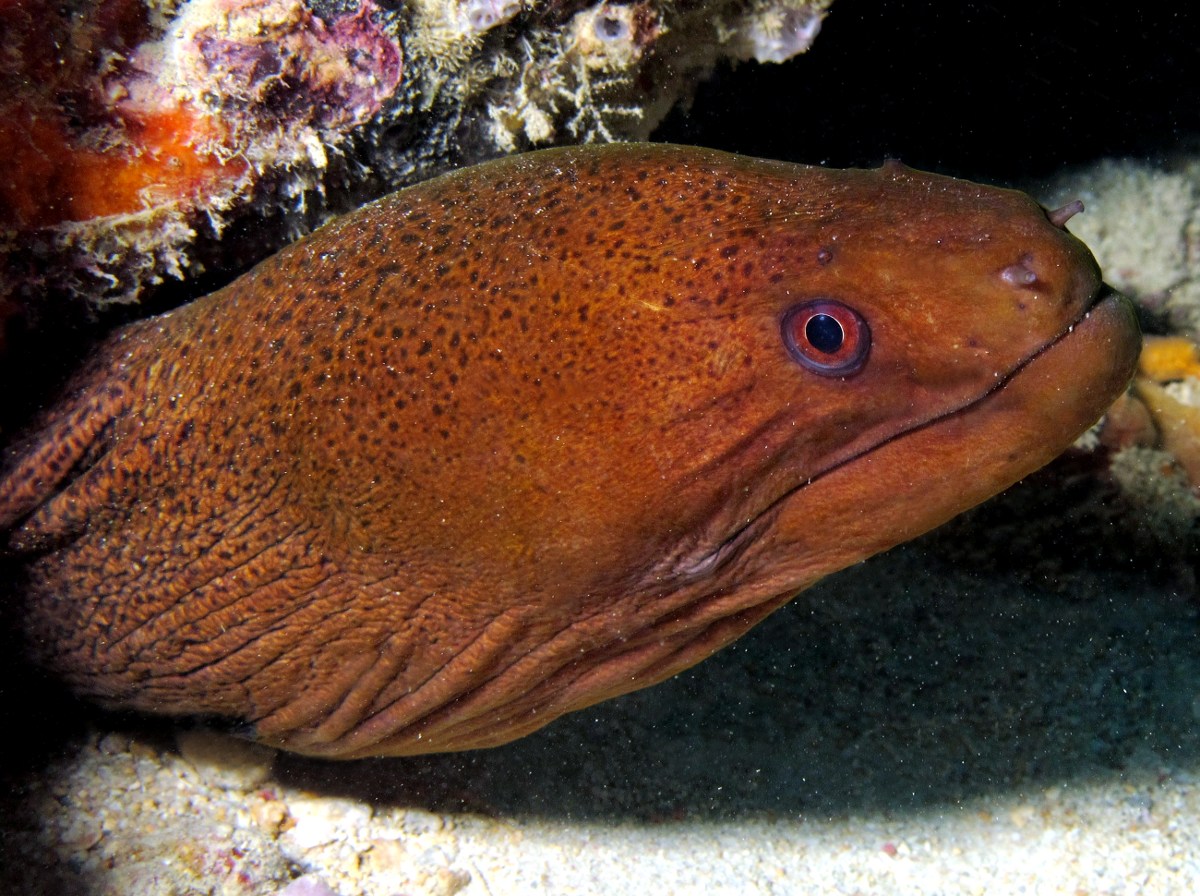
[1091,335,1200,552]
[1114,335,1200,498]
[1042,162,1200,519]
[0,0,834,312]
[0,0,404,308]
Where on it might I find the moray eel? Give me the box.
[0,144,1139,758]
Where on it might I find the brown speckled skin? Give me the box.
[0,144,1138,758]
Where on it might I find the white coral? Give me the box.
[728,0,828,64]
[461,0,523,33]
[408,0,524,68]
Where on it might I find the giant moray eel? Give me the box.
[0,144,1139,758]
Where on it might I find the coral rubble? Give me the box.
[1044,160,1200,525]
[1,0,402,304]
[0,0,833,311]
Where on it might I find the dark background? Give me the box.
[657,0,1200,182]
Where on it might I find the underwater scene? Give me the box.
[0,1,1198,893]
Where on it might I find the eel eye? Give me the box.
[781,300,871,376]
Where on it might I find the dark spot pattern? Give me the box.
[0,143,1132,760]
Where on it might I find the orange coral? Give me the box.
[0,0,403,304]
[0,0,243,230]
[0,106,248,230]
[1110,334,1200,497]
[1137,334,1200,382]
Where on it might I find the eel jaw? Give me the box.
[284,288,1137,759]
[739,285,1140,595]
[672,284,1140,598]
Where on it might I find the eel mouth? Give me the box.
[676,283,1139,586]
[942,281,1129,411]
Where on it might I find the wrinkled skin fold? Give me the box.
[0,144,1140,758]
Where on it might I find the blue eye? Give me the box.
[781,300,870,376]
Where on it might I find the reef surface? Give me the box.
[0,0,831,310]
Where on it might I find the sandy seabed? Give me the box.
[4,540,1198,895]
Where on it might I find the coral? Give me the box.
[277,877,343,896]
[1042,158,1200,342]
[724,0,827,63]
[1041,159,1200,518]
[472,1,669,151]
[1132,374,1200,497]
[1,0,403,306]
[406,0,522,69]
[463,0,523,32]
[1138,334,1200,381]
[128,0,404,134]
[1099,391,1157,453]
[1095,332,1200,505]
[1,0,403,228]
[1108,446,1200,544]
[0,0,237,232]
[1095,334,1200,506]
[1,0,836,312]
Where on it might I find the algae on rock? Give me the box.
[0,0,834,311]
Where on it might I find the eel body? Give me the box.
[0,144,1139,758]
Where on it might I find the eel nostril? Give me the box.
[1047,199,1085,229]
[1001,254,1039,288]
